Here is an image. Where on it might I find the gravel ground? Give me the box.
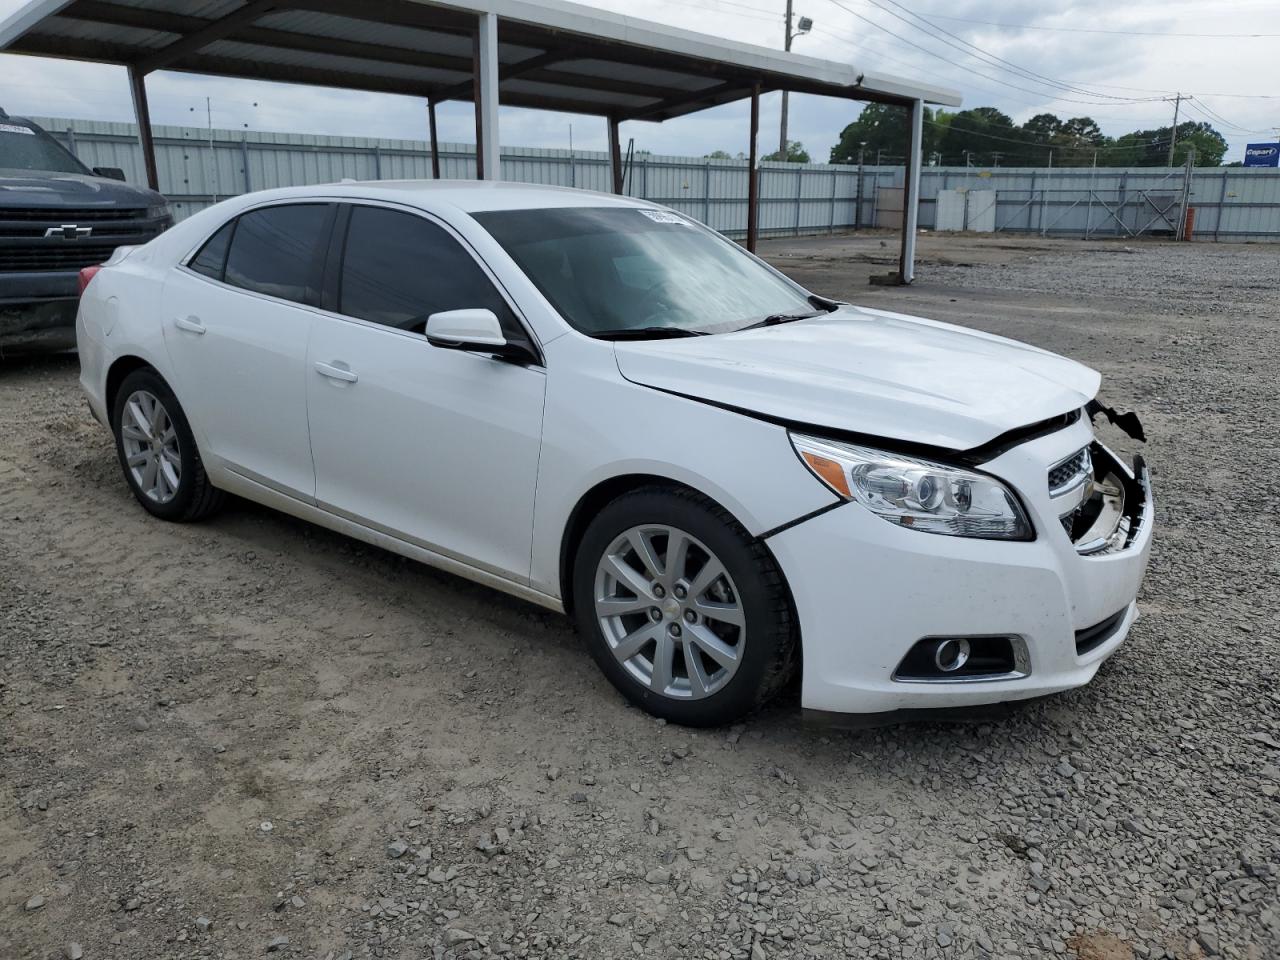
[2,234,1278,960]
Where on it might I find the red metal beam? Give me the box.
[127,65,159,190]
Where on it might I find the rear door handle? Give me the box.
[174,315,205,335]
[314,360,358,384]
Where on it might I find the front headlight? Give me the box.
[790,433,1033,540]
[146,203,172,226]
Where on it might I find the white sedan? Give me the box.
[76,181,1153,726]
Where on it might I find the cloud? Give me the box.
[0,0,1274,163]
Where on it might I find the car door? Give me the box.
[162,202,335,501]
[306,202,547,583]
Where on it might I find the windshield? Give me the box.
[473,206,817,337]
[0,121,91,175]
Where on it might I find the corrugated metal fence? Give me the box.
[36,116,1280,242]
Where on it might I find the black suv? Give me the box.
[1,110,172,353]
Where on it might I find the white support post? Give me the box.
[476,12,500,181]
[900,97,924,284]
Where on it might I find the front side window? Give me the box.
[0,121,90,175]
[338,205,518,335]
[224,204,329,305]
[473,207,817,337]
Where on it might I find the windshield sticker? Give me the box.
[0,123,37,135]
[638,209,689,225]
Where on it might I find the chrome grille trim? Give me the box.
[1048,446,1092,498]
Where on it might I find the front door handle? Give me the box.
[174,315,206,335]
[314,360,358,384]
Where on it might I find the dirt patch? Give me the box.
[3,234,1279,959]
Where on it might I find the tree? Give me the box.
[764,140,810,163]
[1109,120,1226,166]
[704,150,733,160]
[937,106,1018,166]
[829,102,938,164]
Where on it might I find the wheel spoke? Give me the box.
[688,555,727,600]
[126,450,149,468]
[650,633,675,693]
[667,531,691,584]
[613,622,661,662]
[596,594,654,618]
[141,454,159,493]
[603,553,654,601]
[126,399,150,438]
[684,643,711,697]
[159,460,180,496]
[687,623,740,669]
[694,598,745,629]
[122,424,149,443]
[627,530,665,583]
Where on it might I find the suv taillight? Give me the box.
[78,265,102,296]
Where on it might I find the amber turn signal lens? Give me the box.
[801,451,851,498]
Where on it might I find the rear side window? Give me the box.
[224,204,329,304]
[338,205,517,335]
[188,221,234,280]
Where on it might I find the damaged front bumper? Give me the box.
[766,412,1154,715]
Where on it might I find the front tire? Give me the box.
[111,367,224,522]
[573,486,796,726]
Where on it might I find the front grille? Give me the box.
[1,207,147,222]
[1075,608,1127,656]
[0,243,125,272]
[1049,447,1090,494]
[0,208,163,273]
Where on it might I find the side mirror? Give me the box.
[425,308,507,349]
[93,166,127,181]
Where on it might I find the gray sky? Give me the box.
[1,0,1277,163]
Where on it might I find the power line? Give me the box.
[819,0,1168,107]
[1185,99,1274,136]
[847,0,1156,103]
[918,13,1280,39]
[807,25,1172,128]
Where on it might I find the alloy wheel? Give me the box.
[120,389,182,504]
[593,524,746,700]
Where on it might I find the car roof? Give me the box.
[256,179,653,215]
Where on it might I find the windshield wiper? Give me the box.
[739,310,826,331]
[591,326,707,341]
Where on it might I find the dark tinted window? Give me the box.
[0,121,89,174]
[339,205,517,335]
[188,221,234,280]
[224,204,329,304]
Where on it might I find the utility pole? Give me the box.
[779,0,792,158]
[991,151,1002,168]
[205,97,218,203]
[777,3,811,158]
[1166,92,1190,167]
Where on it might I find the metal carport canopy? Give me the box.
[0,0,962,279]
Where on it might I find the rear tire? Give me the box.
[111,367,224,522]
[572,486,796,726]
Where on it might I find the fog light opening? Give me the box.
[933,638,971,673]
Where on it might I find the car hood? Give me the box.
[0,171,165,208]
[613,306,1100,451]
